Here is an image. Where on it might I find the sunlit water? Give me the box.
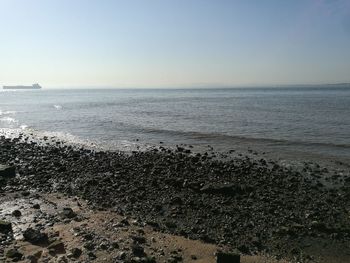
[1,87,350,160]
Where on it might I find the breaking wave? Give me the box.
[54,105,62,110]
[0,117,18,124]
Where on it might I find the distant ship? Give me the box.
[3,83,42,90]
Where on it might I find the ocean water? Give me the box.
[1,87,350,161]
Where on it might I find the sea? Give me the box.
[1,87,350,164]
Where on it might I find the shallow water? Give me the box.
[1,87,350,160]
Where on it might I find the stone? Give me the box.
[200,183,244,196]
[33,204,41,209]
[21,191,31,196]
[117,251,127,260]
[47,240,65,254]
[0,164,16,178]
[84,241,95,251]
[130,235,146,244]
[27,251,43,263]
[68,247,82,259]
[131,244,145,256]
[56,255,68,263]
[12,210,22,217]
[88,252,97,259]
[216,250,240,263]
[23,228,48,244]
[61,207,76,219]
[6,248,23,261]
[0,220,12,233]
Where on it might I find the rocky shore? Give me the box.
[1,135,350,262]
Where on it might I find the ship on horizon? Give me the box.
[3,83,42,90]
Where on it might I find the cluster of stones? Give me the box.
[1,135,350,261]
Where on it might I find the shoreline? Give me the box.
[1,135,350,262]
[2,127,350,173]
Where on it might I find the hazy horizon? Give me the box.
[1,0,350,88]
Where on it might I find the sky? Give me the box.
[0,0,350,88]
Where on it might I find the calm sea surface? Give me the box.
[1,87,350,160]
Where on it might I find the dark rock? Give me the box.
[200,183,244,196]
[21,191,31,196]
[117,251,127,260]
[33,204,40,209]
[216,250,240,263]
[0,220,12,233]
[23,228,48,244]
[130,235,146,244]
[61,207,76,219]
[47,240,65,254]
[68,247,82,258]
[131,244,145,256]
[6,248,23,261]
[12,210,22,217]
[0,164,16,178]
[143,256,157,263]
[84,241,96,251]
[169,254,183,262]
[88,251,97,259]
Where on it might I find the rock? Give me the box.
[0,220,12,233]
[6,248,23,261]
[0,164,16,178]
[130,235,146,244]
[117,251,127,260]
[33,204,41,209]
[61,207,76,219]
[131,244,145,256]
[111,241,119,249]
[84,241,95,251]
[143,256,157,263]
[88,251,97,259]
[21,191,31,196]
[47,240,65,254]
[99,241,109,250]
[216,250,240,263]
[168,254,183,262]
[26,251,43,263]
[56,255,68,263]
[200,183,246,196]
[23,228,48,244]
[68,247,82,259]
[12,210,22,217]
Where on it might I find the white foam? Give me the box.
[54,105,62,110]
[0,117,18,124]
[0,110,17,116]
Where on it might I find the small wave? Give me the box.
[20,125,28,130]
[0,110,17,116]
[134,126,350,149]
[54,105,62,110]
[0,117,18,124]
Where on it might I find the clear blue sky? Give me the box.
[1,0,350,87]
